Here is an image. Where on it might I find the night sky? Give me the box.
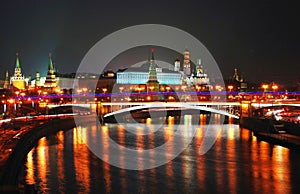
[0,0,299,86]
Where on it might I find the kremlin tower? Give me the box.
[11,52,25,90]
[44,53,57,89]
[35,72,41,87]
[196,59,203,77]
[146,48,160,94]
[183,49,191,76]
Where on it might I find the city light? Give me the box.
[262,84,269,90]
[102,88,107,93]
[0,4,299,194]
[272,84,278,92]
[228,85,234,92]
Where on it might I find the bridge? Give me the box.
[45,101,300,122]
[103,102,240,120]
[45,101,300,109]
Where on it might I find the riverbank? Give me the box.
[240,117,300,149]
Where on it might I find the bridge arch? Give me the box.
[104,103,239,119]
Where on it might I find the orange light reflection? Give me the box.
[25,149,35,185]
[73,127,90,193]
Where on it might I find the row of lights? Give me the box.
[226,83,279,92]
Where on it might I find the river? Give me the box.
[18,115,300,193]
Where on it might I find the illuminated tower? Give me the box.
[3,71,10,89]
[35,72,40,87]
[44,53,57,89]
[233,68,240,82]
[183,50,191,76]
[146,48,160,94]
[11,52,25,90]
[174,58,180,72]
[196,59,203,77]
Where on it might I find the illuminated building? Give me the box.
[117,50,181,85]
[101,69,116,78]
[10,52,25,90]
[183,49,191,76]
[193,59,210,86]
[232,68,247,91]
[3,71,10,89]
[35,72,41,87]
[44,53,57,89]
[196,59,202,77]
[116,49,211,88]
[233,68,242,82]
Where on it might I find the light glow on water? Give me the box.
[25,150,35,185]
[22,117,295,193]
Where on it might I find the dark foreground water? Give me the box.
[19,116,300,194]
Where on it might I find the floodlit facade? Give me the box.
[117,71,181,85]
[117,49,181,85]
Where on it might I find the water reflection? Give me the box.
[101,125,112,193]
[25,150,35,185]
[56,131,64,193]
[22,116,296,193]
[73,128,91,193]
[37,137,48,190]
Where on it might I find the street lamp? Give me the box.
[137,87,142,101]
[195,85,200,92]
[166,86,171,92]
[262,84,269,98]
[149,86,154,92]
[215,85,223,92]
[228,85,233,92]
[102,88,107,93]
[272,84,278,92]
[262,84,268,91]
[102,88,108,102]
[82,87,88,93]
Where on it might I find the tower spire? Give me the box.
[15,52,20,68]
[48,52,54,72]
[151,48,155,61]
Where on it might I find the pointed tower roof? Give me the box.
[48,53,54,71]
[5,70,9,80]
[15,52,20,68]
[151,48,155,61]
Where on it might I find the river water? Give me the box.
[19,115,300,194]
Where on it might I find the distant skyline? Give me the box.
[0,0,299,86]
